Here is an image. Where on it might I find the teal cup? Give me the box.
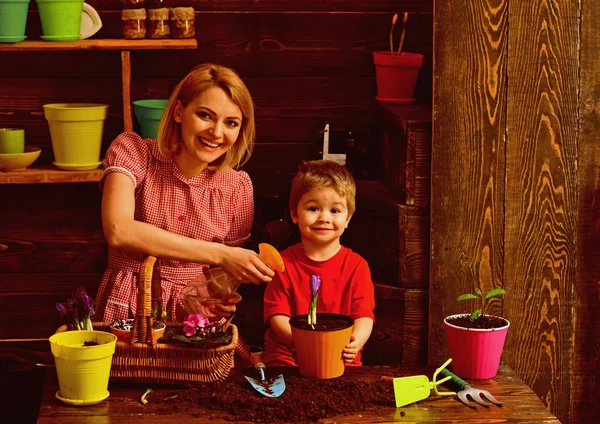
[133,99,168,139]
[0,128,25,153]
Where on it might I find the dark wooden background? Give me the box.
[1,1,598,423]
[429,1,600,424]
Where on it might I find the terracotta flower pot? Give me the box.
[372,51,423,103]
[109,318,166,343]
[444,314,510,379]
[290,313,353,379]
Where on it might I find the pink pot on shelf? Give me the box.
[444,314,510,379]
[372,51,423,103]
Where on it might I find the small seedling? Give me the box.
[389,12,409,56]
[457,288,506,321]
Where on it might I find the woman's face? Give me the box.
[174,86,242,173]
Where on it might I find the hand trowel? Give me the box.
[383,358,456,407]
[244,352,286,398]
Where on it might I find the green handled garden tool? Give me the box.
[439,368,503,408]
[382,358,457,407]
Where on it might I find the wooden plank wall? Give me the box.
[575,1,600,422]
[431,0,599,423]
[0,0,433,367]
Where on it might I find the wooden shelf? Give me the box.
[0,166,102,184]
[0,39,198,52]
[1,38,198,133]
[0,39,198,184]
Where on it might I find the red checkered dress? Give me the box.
[95,132,254,322]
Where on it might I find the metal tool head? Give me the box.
[458,385,503,407]
[245,373,286,398]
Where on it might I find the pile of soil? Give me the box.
[149,374,395,423]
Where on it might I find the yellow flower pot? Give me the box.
[43,103,109,170]
[49,330,117,406]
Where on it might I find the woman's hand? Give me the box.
[219,246,275,284]
[210,292,242,318]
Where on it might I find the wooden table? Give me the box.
[37,365,560,423]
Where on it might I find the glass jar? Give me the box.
[122,8,147,39]
[121,0,145,8]
[169,7,195,39]
[147,8,170,39]
[146,0,166,8]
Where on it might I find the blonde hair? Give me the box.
[289,160,356,217]
[156,63,255,171]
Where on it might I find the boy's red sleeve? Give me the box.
[350,259,376,321]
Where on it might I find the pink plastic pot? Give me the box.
[372,51,423,101]
[444,314,509,379]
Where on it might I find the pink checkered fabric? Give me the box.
[95,132,254,322]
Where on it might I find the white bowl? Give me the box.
[0,146,42,171]
[80,3,102,40]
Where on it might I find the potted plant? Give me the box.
[159,313,235,349]
[372,12,424,104]
[51,286,117,405]
[444,288,509,379]
[289,275,354,379]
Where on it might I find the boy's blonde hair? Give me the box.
[289,160,356,216]
[156,63,255,171]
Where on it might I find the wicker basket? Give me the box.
[57,255,238,384]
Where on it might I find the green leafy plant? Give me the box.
[457,288,506,321]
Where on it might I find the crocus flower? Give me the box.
[308,275,321,327]
[72,286,95,330]
[310,275,321,296]
[56,286,96,331]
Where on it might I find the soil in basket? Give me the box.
[447,315,508,329]
[149,374,394,423]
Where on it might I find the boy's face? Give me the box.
[291,187,352,248]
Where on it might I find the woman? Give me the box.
[96,63,273,322]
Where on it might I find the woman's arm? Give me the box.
[101,172,273,283]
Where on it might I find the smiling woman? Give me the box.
[94,63,274,325]
[172,86,243,178]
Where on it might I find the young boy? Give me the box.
[262,160,375,367]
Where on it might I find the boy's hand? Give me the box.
[343,334,362,363]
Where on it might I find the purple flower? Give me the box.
[56,286,96,330]
[310,275,321,296]
[184,314,209,329]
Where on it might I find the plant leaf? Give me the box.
[475,288,483,298]
[485,288,507,300]
[457,293,478,301]
[470,309,482,321]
